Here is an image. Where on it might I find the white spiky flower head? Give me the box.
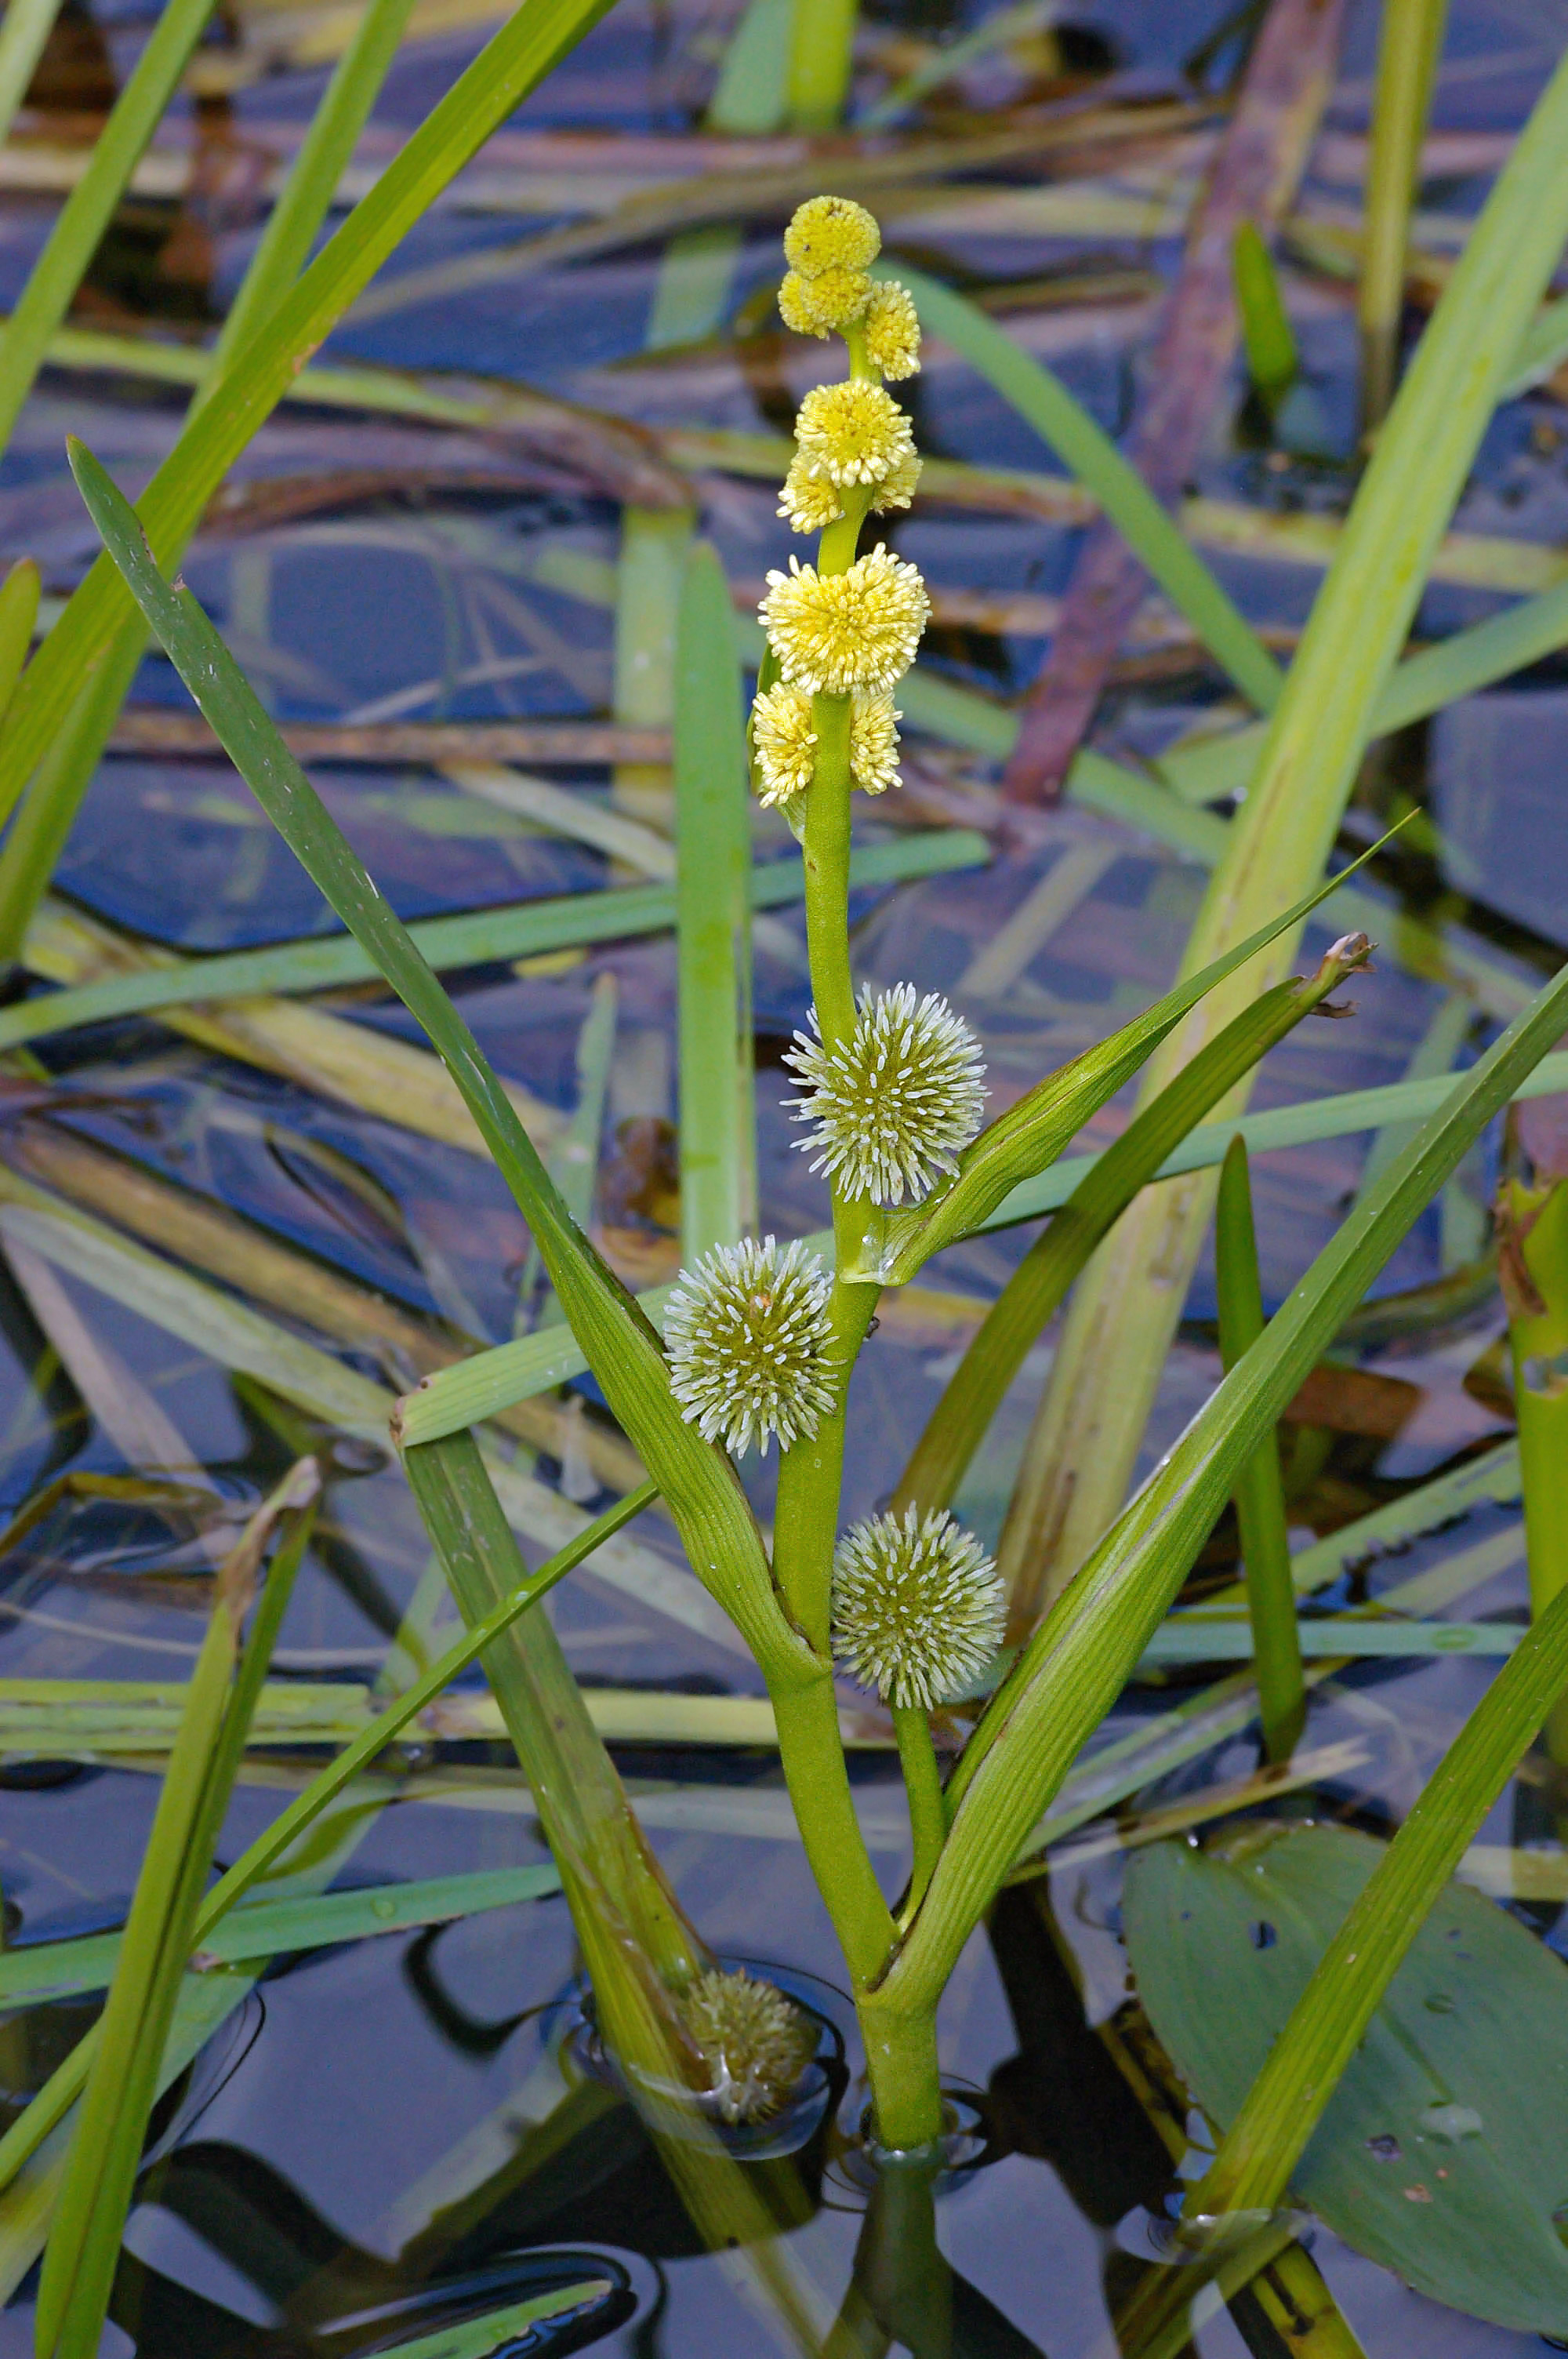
[786,982,985,1206]
[760,547,929,695]
[779,452,844,534]
[681,1968,816,2124]
[794,380,916,490]
[833,1507,1004,1709]
[751,683,903,809]
[663,1235,834,1457]
[784,194,881,276]
[865,279,922,380]
[779,264,871,338]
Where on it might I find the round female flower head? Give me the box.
[760,545,929,695]
[663,1235,834,1457]
[779,264,871,339]
[864,279,922,380]
[751,683,903,809]
[784,194,880,277]
[681,1967,816,2125]
[786,981,985,1206]
[794,380,916,491]
[832,1507,1004,1710]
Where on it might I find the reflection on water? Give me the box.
[0,0,1566,2346]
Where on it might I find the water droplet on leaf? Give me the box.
[1419,2103,1483,2143]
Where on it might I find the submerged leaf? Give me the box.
[1125,1822,1568,2335]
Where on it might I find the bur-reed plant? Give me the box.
[64,174,1568,2200]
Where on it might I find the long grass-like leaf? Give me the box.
[0,0,619,839]
[0,0,426,964]
[879,261,1282,712]
[895,936,1373,1522]
[1358,0,1449,428]
[0,0,64,145]
[1188,1576,1568,2226]
[34,1462,318,2359]
[879,940,1568,2017]
[676,540,756,1256]
[857,838,1400,1285]
[0,1480,655,2209]
[399,1046,1568,1447]
[0,564,38,738]
[0,831,983,1055]
[1216,1136,1304,1762]
[1160,572,1568,806]
[404,1433,714,2055]
[71,442,807,1685]
[995,43,1568,1622]
[0,1866,565,2005]
[0,0,219,467]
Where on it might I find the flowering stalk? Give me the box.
[708,198,989,2142]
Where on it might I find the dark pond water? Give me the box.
[0,0,1567,2347]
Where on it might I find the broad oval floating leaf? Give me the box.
[1124,1821,1568,2336]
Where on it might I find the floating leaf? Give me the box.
[1125,1822,1568,2336]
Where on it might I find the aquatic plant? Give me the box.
[55,171,1568,2208]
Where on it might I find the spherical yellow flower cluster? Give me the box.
[795,380,915,489]
[778,444,920,535]
[760,547,929,696]
[778,194,880,340]
[784,194,881,276]
[751,682,902,807]
[864,279,921,380]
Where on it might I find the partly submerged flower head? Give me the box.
[865,279,922,380]
[663,1235,834,1457]
[681,1968,816,2125]
[786,982,985,1206]
[760,546,929,694]
[751,683,902,809]
[779,264,871,339]
[832,1507,1004,1709]
[794,380,916,489]
[784,194,881,277]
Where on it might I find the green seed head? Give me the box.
[663,1236,835,1457]
[786,982,986,1206]
[833,1506,1005,1708]
[680,1967,816,2124]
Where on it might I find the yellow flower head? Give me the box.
[848,688,902,794]
[784,194,880,278]
[779,264,872,338]
[864,279,921,380]
[794,379,916,490]
[778,453,844,535]
[760,546,929,695]
[870,445,921,515]
[751,682,902,806]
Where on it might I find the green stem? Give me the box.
[770,1673,896,1990]
[855,1991,945,2151]
[1216,1136,1305,1764]
[771,1276,877,1646]
[893,1706,946,1931]
[802,692,857,1051]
